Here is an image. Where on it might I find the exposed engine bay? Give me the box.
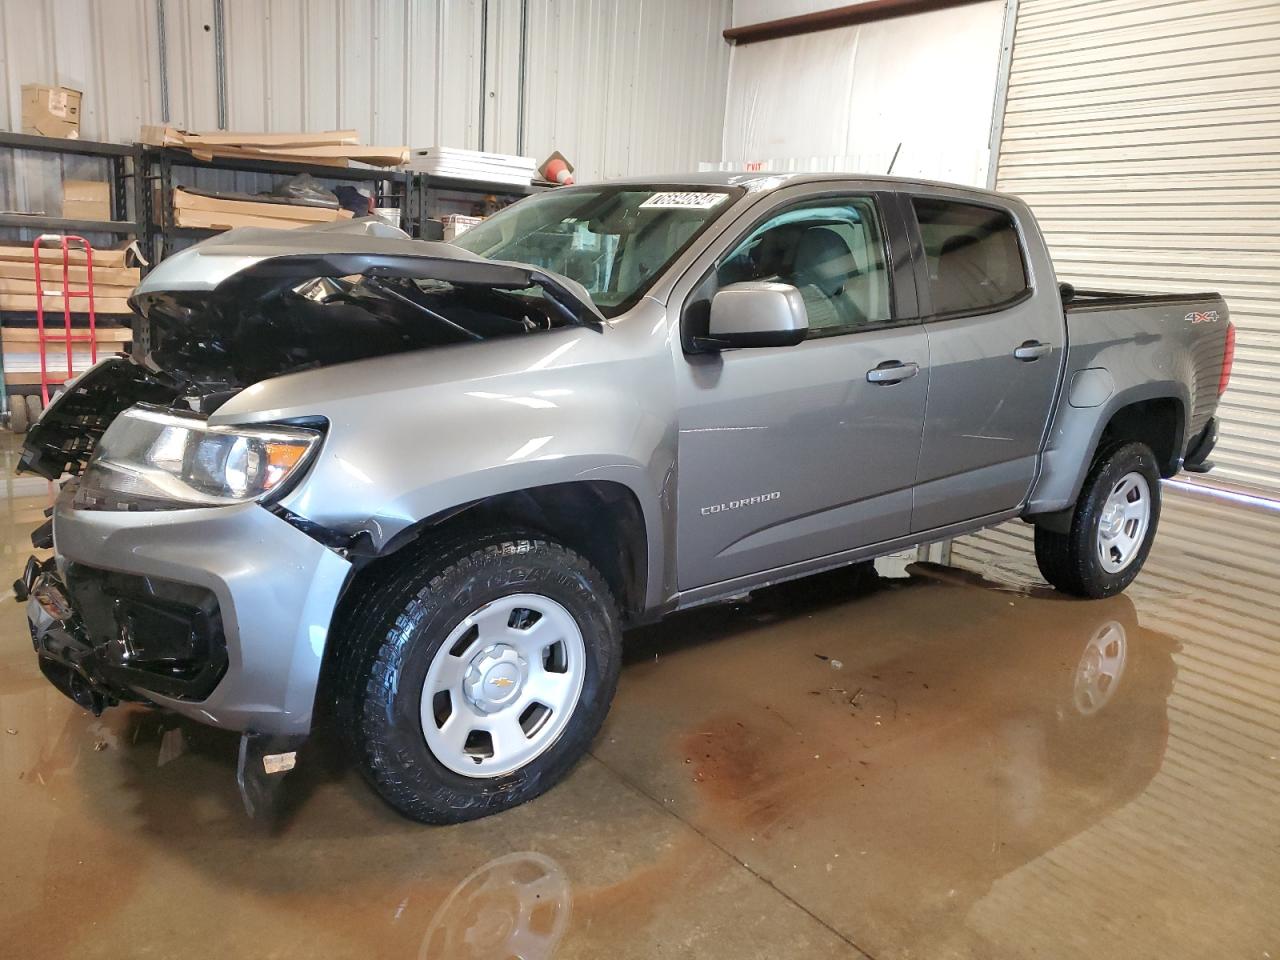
[19,225,603,482]
[133,274,570,397]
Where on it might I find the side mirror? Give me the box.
[1059,281,1076,303]
[697,281,809,351]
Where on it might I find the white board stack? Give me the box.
[411,147,537,187]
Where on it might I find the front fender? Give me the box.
[217,316,678,611]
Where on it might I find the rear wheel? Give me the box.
[7,397,28,434]
[24,394,42,428]
[339,530,622,823]
[1034,441,1161,598]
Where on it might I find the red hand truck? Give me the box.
[32,234,98,406]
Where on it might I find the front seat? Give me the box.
[790,226,861,330]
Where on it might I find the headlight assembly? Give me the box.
[74,405,322,511]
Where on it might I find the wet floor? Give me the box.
[1,431,1277,959]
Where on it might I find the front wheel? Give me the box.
[1034,441,1161,598]
[339,530,622,823]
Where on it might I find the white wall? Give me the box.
[732,0,852,26]
[0,0,732,183]
[720,0,1006,186]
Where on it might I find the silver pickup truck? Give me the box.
[17,173,1232,822]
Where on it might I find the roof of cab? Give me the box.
[591,170,1014,201]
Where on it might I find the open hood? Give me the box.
[132,219,604,326]
[23,222,608,481]
[119,220,608,397]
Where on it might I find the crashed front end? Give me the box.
[18,358,353,737]
[17,221,600,741]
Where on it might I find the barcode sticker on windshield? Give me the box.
[639,192,727,210]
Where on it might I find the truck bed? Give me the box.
[1063,288,1224,313]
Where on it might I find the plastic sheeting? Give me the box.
[720,1,1006,186]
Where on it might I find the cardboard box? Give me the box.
[63,180,111,221]
[21,84,82,139]
[442,214,484,242]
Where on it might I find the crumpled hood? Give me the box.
[132,218,604,324]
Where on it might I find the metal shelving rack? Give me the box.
[0,132,144,424]
[141,146,414,259]
[0,132,142,238]
[408,174,553,238]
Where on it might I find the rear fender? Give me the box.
[1027,380,1188,515]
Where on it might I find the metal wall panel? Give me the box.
[2,1,730,183]
[516,0,733,181]
[0,0,159,142]
[992,0,1280,490]
[219,0,484,150]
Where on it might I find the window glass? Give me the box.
[715,198,892,337]
[453,186,738,317]
[911,198,1029,315]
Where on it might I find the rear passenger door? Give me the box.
[903,193,1064,532]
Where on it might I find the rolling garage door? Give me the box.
[991,0,1280,491]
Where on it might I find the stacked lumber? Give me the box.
[142,127,409,168]
[173,188,355,231]
[0,244,138,315]
[2,327,132,385]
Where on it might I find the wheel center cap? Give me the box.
[1100,503,1124,537]
[463,644,526,713]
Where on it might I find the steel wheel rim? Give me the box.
[421,593,586,778]
[1095,471,1151,573]
[1073,620,1127,715]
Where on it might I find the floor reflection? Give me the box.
[420,851,572,960]
[1,430,1277,959]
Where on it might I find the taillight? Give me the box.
[1219,322,1236,396]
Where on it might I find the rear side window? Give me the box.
[911,198,1029,316]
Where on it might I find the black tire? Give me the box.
[1034,441,1161,599]
[8,397,28,434]
[337,529,622,824]
[25,394,42,427]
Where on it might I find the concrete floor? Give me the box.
[1,433,1278,959]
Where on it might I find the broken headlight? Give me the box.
[74,405,321,511]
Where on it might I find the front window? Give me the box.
[452,185,741,317]
[716,197,892,337]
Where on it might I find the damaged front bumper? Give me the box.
[24,486,352,736]
[22,555,123,715]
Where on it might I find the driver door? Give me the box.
[672,189,929,592]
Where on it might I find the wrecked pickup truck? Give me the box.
[16,175,1232,823]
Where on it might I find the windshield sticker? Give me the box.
[639,192,728,211]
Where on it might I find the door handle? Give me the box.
[1014,340,1052,361]
[866,361,920,385]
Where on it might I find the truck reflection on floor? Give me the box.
[419,851,572,960]
[615,559,1177,948]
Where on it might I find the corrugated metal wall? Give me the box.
[217,0,488,150]
[0,0,731,184]
[0,0,160,142]
[515,0,733,182]
[992,0,1280,490]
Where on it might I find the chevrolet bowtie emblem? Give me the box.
[489,677,516,687]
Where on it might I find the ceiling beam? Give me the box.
[724,0,991,45]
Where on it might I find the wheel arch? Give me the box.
[364,479,651,623]
[1028,384,1187,521]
